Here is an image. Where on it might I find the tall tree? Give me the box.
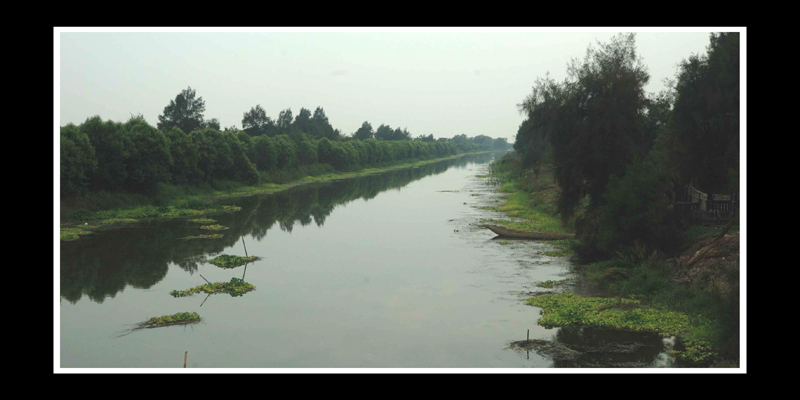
[375,124,393,140]
[242,105,276,136]
[277,108,294,130]
[294,108,313,134]
[672,32,740,194]
[353,121,374,140]
[157,86,206,134]
[522,33,650,219]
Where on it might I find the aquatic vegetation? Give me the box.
[199,224,228,231]
[539,239,576,257]
[526,292,692,337]
[179,234,223,240]
[170,277,256,298]
[189,218,216,224]
[115,312,201,337]
[145,312,201,327]
[669,340,716,366]
[100,218,138,225]
[536,280,559,289]
[60,227,94,241]
[208,254,260,269]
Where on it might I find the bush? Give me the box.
[60,124,97,197]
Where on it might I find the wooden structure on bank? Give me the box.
[675,184,736,225]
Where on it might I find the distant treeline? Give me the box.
[61,93,510,198]
[512,32,739,259]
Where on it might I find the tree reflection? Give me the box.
[60,152,498,303]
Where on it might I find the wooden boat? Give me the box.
[482,224,574,240]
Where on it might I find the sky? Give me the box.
[57,28,741,142]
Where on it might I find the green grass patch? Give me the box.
[208,254,260,269]
[526,292,692,336]
[170,277,256,297]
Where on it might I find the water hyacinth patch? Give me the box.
[145,312,201,327]
[170,277,256,298]
[179,234,223,240]
[199,224,228,231]
[189,218,216,224]
[526,292,692,337]
[208,254,261,269]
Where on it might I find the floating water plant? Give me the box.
[145,312,201,327]
[189,218,216,224]
[115,312,201,337]
[200,224,228,231]
[526,292,692,337]
[170,277,256,298]
[60,227,94,241]
[669,340,716,366]
[100,218,138,225]
[179,234,223,240]
[208,254,260,269]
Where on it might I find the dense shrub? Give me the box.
[60,124,97,197]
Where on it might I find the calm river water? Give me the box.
[59,152,673,369]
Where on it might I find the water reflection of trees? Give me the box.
[550,327,665,368]
[60,153,496,304]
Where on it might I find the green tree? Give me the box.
[672,32,740,194]
[80,116,128,189]
[297,139,318,165]
[294,108,313,134]
[312,107,337,139]
[277,109,293,131]
[157,86,206,134]
[353,121,374,140]
[60,124,97,197]
[164,127,201,184]
[521,33,650,220]
[202,118,221,131]
[122,115,172,193]
[250,135,278,171]
[242,105,274,136]
[375,124,393,140]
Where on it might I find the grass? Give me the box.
[208,254,260,269]
[170,277,256,297]
[478,160,573,236]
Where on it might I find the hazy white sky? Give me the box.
[57,28,738,141]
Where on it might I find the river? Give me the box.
[59,152,673,369]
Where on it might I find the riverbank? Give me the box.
[481,153,740,368]
[60,151,497,241]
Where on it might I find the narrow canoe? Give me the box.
[482,224,574,240]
